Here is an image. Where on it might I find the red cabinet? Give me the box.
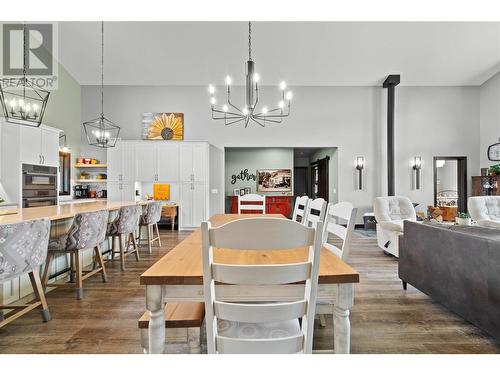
[228,196,294,218]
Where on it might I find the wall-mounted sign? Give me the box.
[231,169,256,185]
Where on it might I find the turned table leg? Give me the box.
[146,285,165,354]
[333,283,354,354]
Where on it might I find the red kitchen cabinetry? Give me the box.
[228,196,294,218]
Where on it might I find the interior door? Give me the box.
[135,143,157,181]
[310,156,329,200]
[157,143,179,181]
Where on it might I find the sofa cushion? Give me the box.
[476,219,500,230]
[379,220,404,232]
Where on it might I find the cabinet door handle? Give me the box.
[42,155,45,164]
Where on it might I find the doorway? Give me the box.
[433,156,467,215]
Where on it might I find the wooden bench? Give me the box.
[138,302,205,353]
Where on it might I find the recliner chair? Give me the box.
[468,196,500,229]
[373,196,416,257]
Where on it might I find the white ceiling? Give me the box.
[57,22,500,86]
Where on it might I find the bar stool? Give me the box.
[0,218,52,327]
[42,210,109,300]
[107,205,142,271]
[138,201,162,254]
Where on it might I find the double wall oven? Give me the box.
[22,164,58,208]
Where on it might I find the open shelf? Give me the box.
[75,164,107,168]
[74,179,107,183]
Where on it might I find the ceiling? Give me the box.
[57,22,500,86]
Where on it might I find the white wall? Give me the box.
[81,84,480,222]
[480,71,500,168]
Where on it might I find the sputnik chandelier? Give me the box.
[209,22,292,127]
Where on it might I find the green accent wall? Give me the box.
[225,147,294,197]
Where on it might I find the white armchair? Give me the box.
[468,196,500,229]
[373,196,416,257]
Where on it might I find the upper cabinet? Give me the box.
[20,126,60,167]
[107,141,136,182]
[180,143,208,182]
[135,142,180,182]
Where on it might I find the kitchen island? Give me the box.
[0,200,143,225]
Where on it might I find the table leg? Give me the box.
[333,283,354,354]
[146,285,165,354]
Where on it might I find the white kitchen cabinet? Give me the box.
[107,181,135,201]
[180,182,207,228]
[157,143,179,182]
[180,143,208,182]
[135,142,180,182]
[135,142,157,181]
[107,141,136,182]
[20,126,59,166]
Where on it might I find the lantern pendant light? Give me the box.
[0,23,50,127]
[83,21,120,148]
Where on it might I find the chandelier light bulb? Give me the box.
[210,97,216,105]
[242,107,249,115]
[280,81,287,91]
[278,100,285,109]
[225,76,232,85]
[18,98,24,107]
[222,104,228,112]
[262,107,268,115]
[253,73,260,83]
[208,85,215,94]
[285,91,293,101]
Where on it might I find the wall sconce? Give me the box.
[59,133,70,153]
[412,156,422,190]
[356,156,364,190]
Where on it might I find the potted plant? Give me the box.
[489,164,500,176]
[456,212,471,226]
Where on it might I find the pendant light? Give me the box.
[83,21,120,148]
[208,22,292,128]
[0,23,50,127]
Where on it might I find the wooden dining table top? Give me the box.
[140,214,360,286]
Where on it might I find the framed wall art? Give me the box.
[257,169,292,192]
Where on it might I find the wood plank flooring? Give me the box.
[0,229,499,354]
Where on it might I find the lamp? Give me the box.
[413,156,422,190]
[59,133,70,153]
[356,156,364,190]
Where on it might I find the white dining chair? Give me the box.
[201,217,323,354]
[304,198,327,230]
[316,202,357,329]
[321,202,358,261]
[292,195,310,224]
[237,193,266,214]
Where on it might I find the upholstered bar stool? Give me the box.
[42,210,109,300]
[107,205,142,271]
[0,218,52,327]
[138,201,162,254]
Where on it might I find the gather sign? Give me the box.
[231,169,256,185]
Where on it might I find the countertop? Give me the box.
[0,201,144,225]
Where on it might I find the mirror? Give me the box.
[433,156,467,219]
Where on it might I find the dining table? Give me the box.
[140,213,360,354]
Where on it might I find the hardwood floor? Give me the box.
[0,229,499,354]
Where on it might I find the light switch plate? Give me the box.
[211,189,218,194]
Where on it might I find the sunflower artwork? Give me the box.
[142,112,184,140]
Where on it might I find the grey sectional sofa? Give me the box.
[399,221,500,341]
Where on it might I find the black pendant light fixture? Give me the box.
[0,23,50,127]
[83,21,120,148]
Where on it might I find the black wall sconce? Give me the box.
[356,156,364,190]
[413,156,422,190]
